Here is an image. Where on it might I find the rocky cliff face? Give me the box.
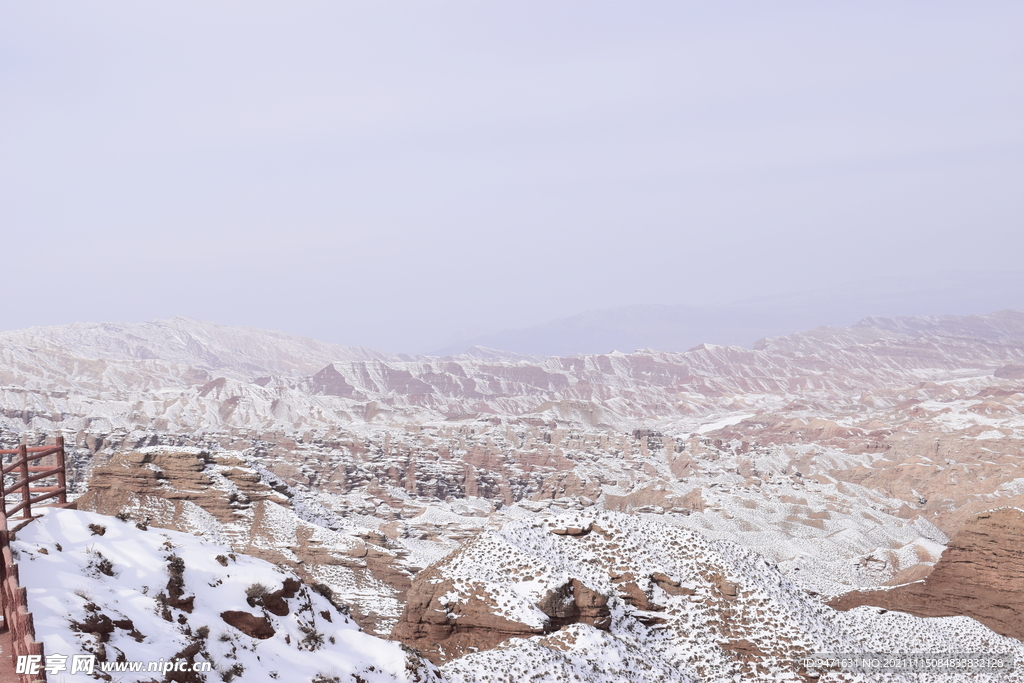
[830,507,1024,642]
[73,447,413,636]
[392,542,612,663]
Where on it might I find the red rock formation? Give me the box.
[391,560,611,663]
[220,611,276,639]
[829,507,1024,642]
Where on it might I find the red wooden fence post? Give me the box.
[0,447,6,518]
[55,435,66,505]
[17,444,30,520]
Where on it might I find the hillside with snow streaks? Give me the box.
[73,445,414,637]
[14,508,441,683]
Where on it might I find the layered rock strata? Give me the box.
[830,507,1024,642]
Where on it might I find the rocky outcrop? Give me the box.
[830,507,1024,641]
[74,448,279,522]
[392,558,610,663]
[220,610,276,639]
[392,573,541,662]
[537,579,611,631]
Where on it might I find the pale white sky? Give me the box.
[2,2,1022,352]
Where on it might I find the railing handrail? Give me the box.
[0,446,61,456]
[1,436,65,683]
[2,468,65,490]
[1,440,68,520]
[0,454,63,477]
[5,490,67,519]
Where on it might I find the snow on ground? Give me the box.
[433,510,1024,683]
[14,508,440,683]
[694,413,757,435]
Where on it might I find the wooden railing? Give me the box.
[1,438,68,523]
[1,436,69,683]
[1,512,45,683]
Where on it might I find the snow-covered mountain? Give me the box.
[6,311,1024,682]
[2,311,1023,437]
[430,272,1024,356]
[0,316,398,392]
[7,312,1024,602]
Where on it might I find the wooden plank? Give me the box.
[17,447,29,520]
[6,470,61,490]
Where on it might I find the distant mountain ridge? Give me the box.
[0,316,401,382]
[1,310,1023,436]
[432,271,1024,356]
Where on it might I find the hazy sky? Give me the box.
[3,2,1022,352]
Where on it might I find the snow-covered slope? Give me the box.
[17,508,1022,683]
[398,510,1024,682]
[13,508,441,683]
[75,445,414,637]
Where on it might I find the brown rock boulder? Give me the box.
[651,572,695,596]
[610,571,693,626]
[829,507,1024,642]
[249,577,301,617]
[392,563,611,663]
[537,579,611,630]
[220,611,275,639]
[391,573,543,663]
